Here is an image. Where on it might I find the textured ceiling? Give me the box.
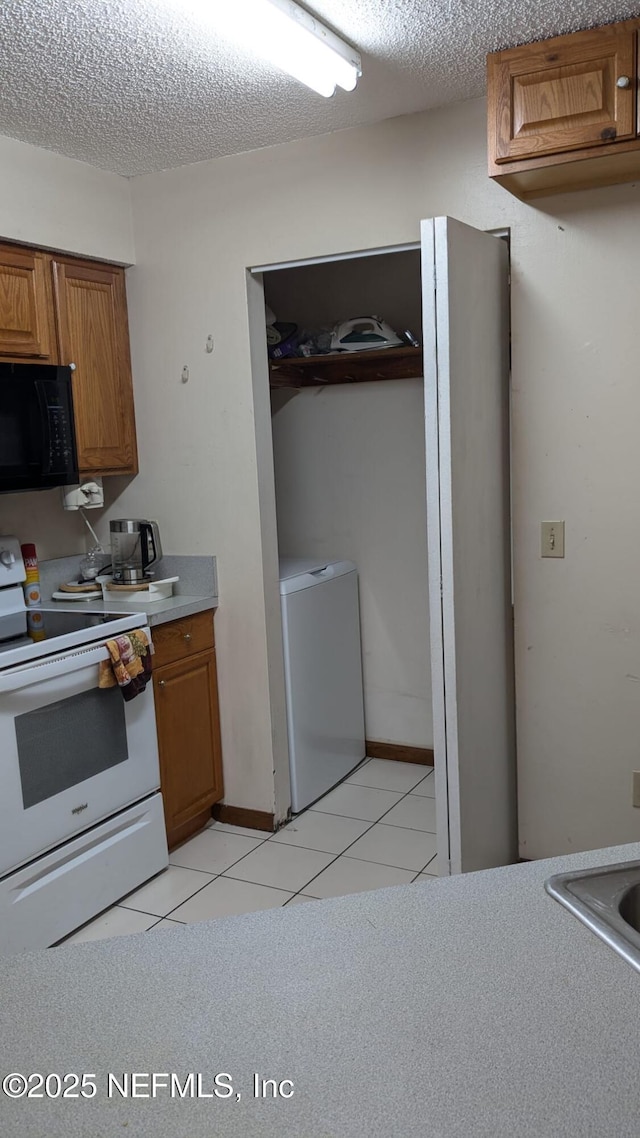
[1,0,638,176]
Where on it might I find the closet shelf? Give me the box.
[269,345,423,388]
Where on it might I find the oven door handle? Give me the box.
[0,642,111,693]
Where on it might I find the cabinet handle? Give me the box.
[183,633,192,643]
[617,76,631,88]
[158,680,166,688]
[68,362,77,371]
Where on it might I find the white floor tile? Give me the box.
[347,823,438,871]
[312,783,403,822]
[270,810,371,854]
[170,829,264,875]
[170,877,292,923]
[62,907,157,944]
[381,794,437,832]
[284,894,317,906]
[413,873,438,885]
[149,918,186,931]
[224,841,334,893]
[304,856,414,900]
[411,771,436,798]
[347,758,427,793]
[120,865,214,917]
[208,820,273,840]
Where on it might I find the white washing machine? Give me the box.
[279,558,366,813]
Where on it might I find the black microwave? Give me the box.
[0,362,79,493]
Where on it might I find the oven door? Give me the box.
[0,635,160,878]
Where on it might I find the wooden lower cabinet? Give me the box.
[152,612,223,849]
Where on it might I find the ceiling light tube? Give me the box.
[217,0,362,97]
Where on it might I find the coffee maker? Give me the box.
[110,519,163,584]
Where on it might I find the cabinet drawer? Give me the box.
[151,610,215,667]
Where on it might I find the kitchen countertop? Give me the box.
[38,554,219,627]
[2,842,640,1137]
[52,592,218,626]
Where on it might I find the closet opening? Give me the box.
[248,220,515,877]
[253,242,434,821]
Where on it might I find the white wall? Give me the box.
[272,379,431,749]
[0,134,135,559]
[109,97,640,853]
[0,135,134,263]
[4,105,639,853]
[1,105,635,852]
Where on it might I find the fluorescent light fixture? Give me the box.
[215,0,362,97]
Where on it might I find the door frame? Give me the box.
[246,228,513,851]
[246,240,421,826]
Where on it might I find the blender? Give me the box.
[110,520,163,584]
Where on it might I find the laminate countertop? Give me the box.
[2,842,640,1138]
[38,554,218,626]
[51,592,218,626]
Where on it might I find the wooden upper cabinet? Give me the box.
[489,24,637,164]
[52,258,138,475]
[0,244,57,361]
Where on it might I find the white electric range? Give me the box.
[0,538,168,956]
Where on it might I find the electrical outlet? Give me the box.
[633,772,640,808]
[541,521,565,558]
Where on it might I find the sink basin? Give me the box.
[545,859,640,973]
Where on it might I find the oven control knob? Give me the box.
[0,550,15,567]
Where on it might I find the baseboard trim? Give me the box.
[365,740,434,766]
[211,804,275,833]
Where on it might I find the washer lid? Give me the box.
[279,558,357,595]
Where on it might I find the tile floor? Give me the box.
[60,758,438,945]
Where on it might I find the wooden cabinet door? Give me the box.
[154,648,224,847]
[0,244,56,361]
[489,24,636,163]
[52,258,138,475]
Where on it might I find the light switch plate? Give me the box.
[633,772,640,808]
[541,521,565,558]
